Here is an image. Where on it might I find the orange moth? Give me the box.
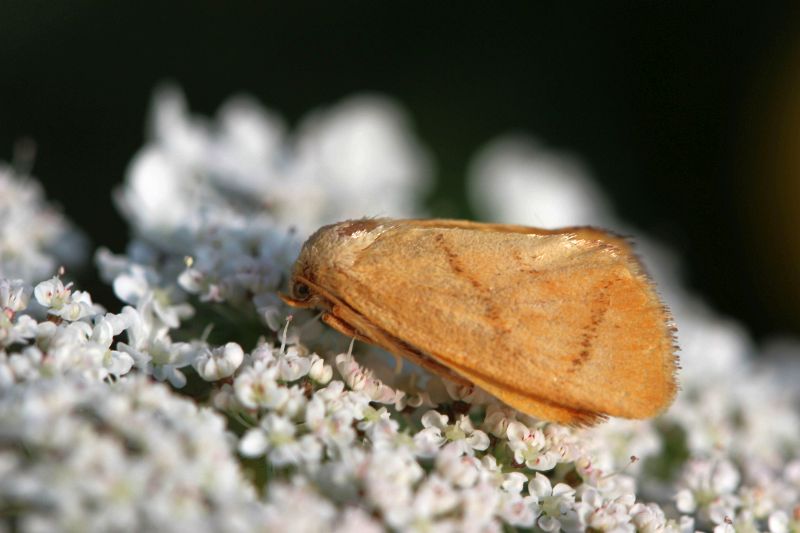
[281,218,677,425]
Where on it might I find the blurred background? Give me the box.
[2,2,800,341]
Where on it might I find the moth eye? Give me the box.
[294,282,310,300]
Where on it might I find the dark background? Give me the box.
[2,2,800,340]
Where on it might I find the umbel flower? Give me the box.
[0,87,798,532]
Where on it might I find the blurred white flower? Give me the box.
[674,457,741,523]
[468,136,615,229]
[0,278,31,312]
[0,164,87,282]
[112,87,432,332]
[111,262,193,329]
[0,280,37,348]
[239,413,322,467]
[0,376,266,532]
[291,95,432,230]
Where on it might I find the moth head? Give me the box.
[280,277,316,308]
[281,218,393,309]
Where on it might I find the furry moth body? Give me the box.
[281,218,677,425]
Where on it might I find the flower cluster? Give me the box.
[0,375,268,532]
[0,164,86,281]
[1,89,799,532]
[115,88,431,331]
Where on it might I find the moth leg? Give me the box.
[324,304,471,386]
[361,326,472,386]
[321,312,412,376]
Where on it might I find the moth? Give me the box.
[281,218,677,425]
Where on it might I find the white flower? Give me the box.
[59,293,99,322]
[233,363,286,410]
[499,491,539,528]
[291,95,432,230]
[436,442,483,488]
[261,479,337,532]
[112,263,193,329]
[442,379,492,405]
[0,278,31,312]
[335,351,402,404]
[33,277,102,322]
[413,474,460,519]
[768,510,791,533]
[674,489,696,514]
[0,164,86,281]
[332,507,383,533]
[675,458,740,514]
[0,310,37,349]
[501,472,528,494]
[249,342,279,365]
[118,331,194,388]
[239,414,321,467]
[361,448,425,528]
[239,413,294,457]
[414,410,490,457]
[357,405,398,442]
[529,473,579,532]
[310,380,361,416]
[90,312,135,377]
[33,276,70,309]
[506,421,560,471]
[193,342,244,381]
[279,347,312,381]
[468,136,614,229]
[304,390,360,450]
[483,403,518,438]
[578,488,636,531]
[308,353,333,384]
[111,299,193,387]
[0,376,263,531]
[459,481,502,530]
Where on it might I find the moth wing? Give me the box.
[336,220,676,422]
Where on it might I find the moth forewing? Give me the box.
[284,218,678,425]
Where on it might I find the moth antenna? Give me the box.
[280,315,293,353]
